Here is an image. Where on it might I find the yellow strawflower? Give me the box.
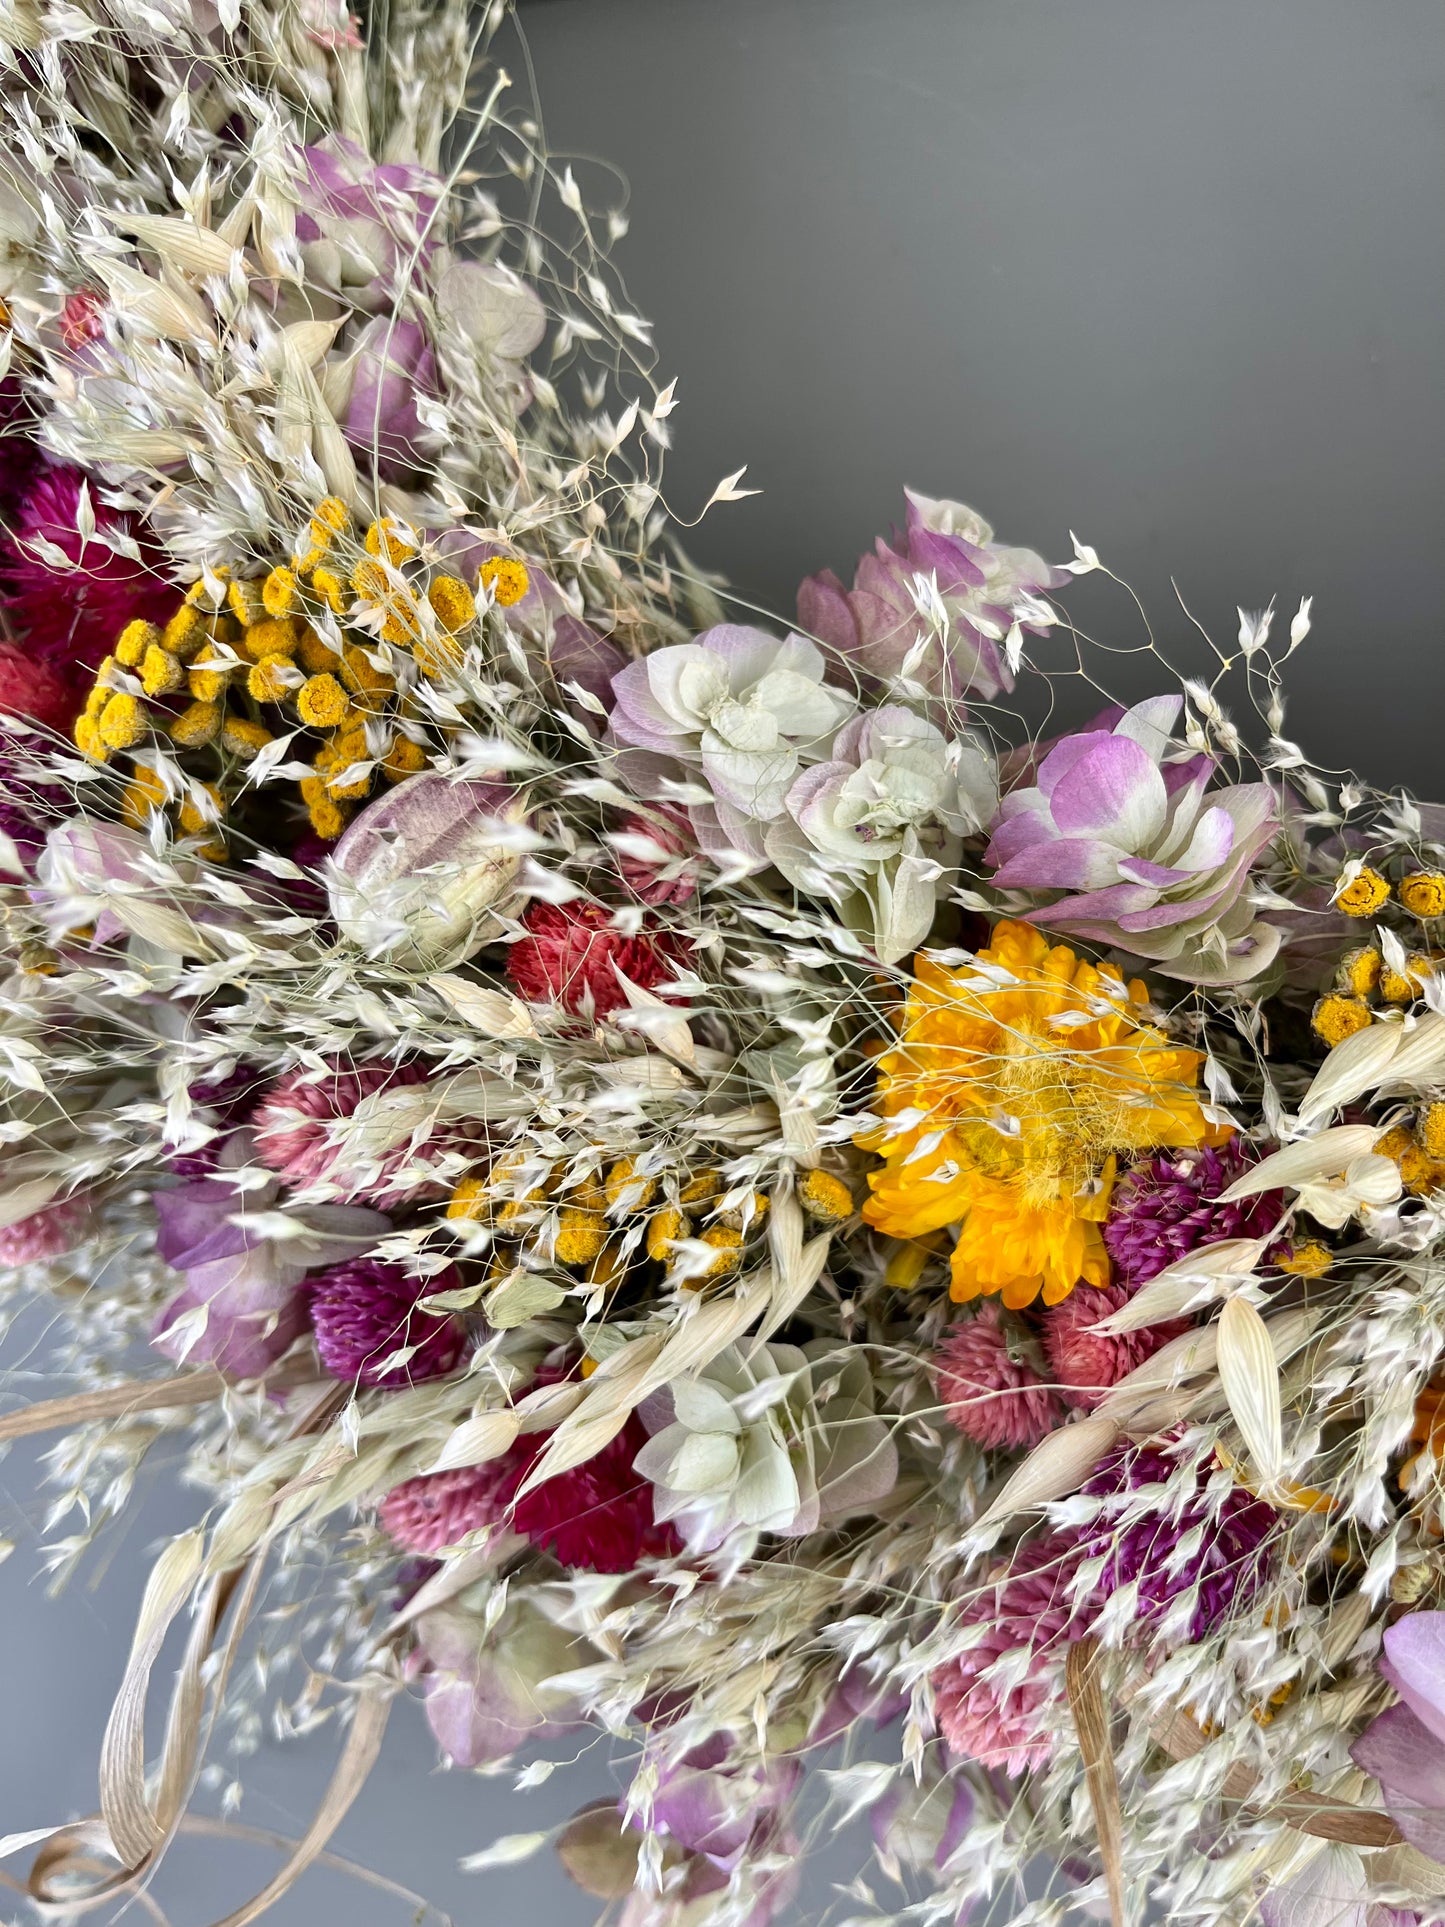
[860,920,1211,1308]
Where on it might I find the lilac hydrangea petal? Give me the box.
[1048,736,1169,847]
[609,659,693,751]
[1352,1704,1445,1861]
[905,525,987,595]
[1115,891,1226,933]
[152,1248,305,1378]
[1382,1614,1445,1745]
[992,838,1122,892]
[1112,694,1183,760]
[1031,881,1164,923]
[694,624,800,691]
[796,569,858,653]
[1033,731,1115,800]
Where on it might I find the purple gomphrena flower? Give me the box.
[166,1066,261,1179]
[1,466,171,693]
[1103,1140,1280,1287]
[308,1257,464,1387]
[0,792,49,871]
[1078,1444,1274,1643]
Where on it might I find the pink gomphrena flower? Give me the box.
[1040,1282,1189,1409]
[379,1465,508,1553]
[381,1400,676,1573]
[932,1535,1078,1774]
[614,808,703,907]
[0,1197,90,1266]
[58,287,105,349]
[252,1060,437,1207]
[933,1300,1062,1450]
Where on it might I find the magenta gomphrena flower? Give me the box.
[1,465,171,692]
[932,1534,1078,1774]
[1103,1140,1280,1287]
[0,1196,90,1265]
[308,1257,464,1386]
[1041,1283,1190,1410]
[1078,1443,1274,1643]
[933,1301,1062,1450]
[380,1465,507,1552]
[252,1059,435,1206]
[508,1410,678,1573]
[381,1403,677,1572]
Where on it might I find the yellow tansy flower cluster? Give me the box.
[443,1150,810,1298]
[859,920,1214,1308]
[1335,864,1445,922]
[1312,940,1441,1046]
[67,498,539,850]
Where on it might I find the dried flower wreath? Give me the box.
[0,6,1441,1925]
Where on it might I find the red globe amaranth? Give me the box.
[1,465,172,702]
[0,643,76,733]
[507,899,686,1018]
[380,1406,677,1573]
[308,1257,464,1387]
[933,1301,1061,1450]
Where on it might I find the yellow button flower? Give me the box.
[1335,866,1390,918]
[479,557,530,607]
[1401,872,1445,919]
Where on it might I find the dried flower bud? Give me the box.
[328,771,528,968]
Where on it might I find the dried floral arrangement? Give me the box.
[2,5,1445,1926]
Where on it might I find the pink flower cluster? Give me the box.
[380,1401,676,1574]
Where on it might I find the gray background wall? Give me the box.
[1,3,1440,1923]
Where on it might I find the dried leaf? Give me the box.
[100,1529,206,1864]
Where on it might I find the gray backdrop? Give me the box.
[1,3,1441,1923]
